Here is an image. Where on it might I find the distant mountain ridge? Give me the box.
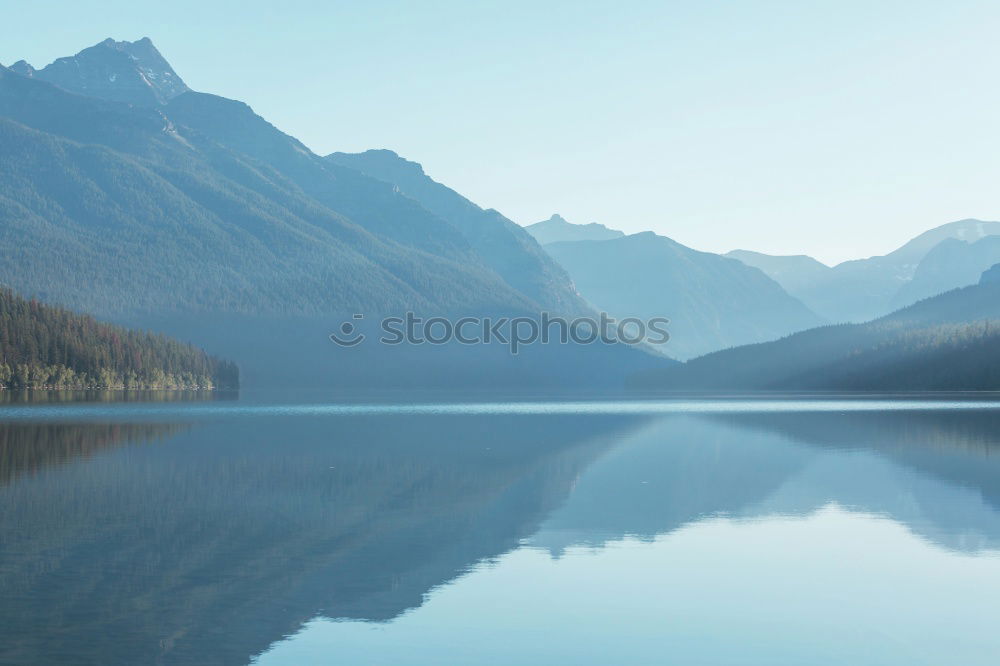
[729,219,1000,323]
[543,230,825,359]
[640,264,1000,391]
[890,235,1000,310]
[724,250,831,296]
[982,264,1000,285]
[525,214,625,244]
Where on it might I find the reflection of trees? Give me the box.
[0,389,238,405]
[0,421,187,485]
[0,414,642,666]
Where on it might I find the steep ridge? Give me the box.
[11,37,189,106]
[326,150,589,314]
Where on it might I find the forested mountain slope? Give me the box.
[326,150,588,314]
[0,64,529,317]
[639,269,1000,391]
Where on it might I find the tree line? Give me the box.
[0,287,238,389]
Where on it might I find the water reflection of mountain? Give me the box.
[5,407,1000,666]
[533,411,1000,556]
[0,413,643,666]
[717,410,1000,551]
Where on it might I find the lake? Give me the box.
[2,395,1000,665]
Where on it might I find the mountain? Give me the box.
[725,250,830,296]
[0,73,517,317]
[162,94,483,262]
[731,219,1000,323]
[0,40,668,387]
[325,150,588,313]
[640,264,1000,390]
[890,236,1000,310]
[11,37,189,107]
[524,214,625,244]
[0,287,237,389]
[982,264,1000,285]
[0,43,531,316]
[543,232,825,360]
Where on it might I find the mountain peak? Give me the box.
[525,214,625,245]
[9,60,36,77]
[26,37,189,106]
[888,218,1000,265]
[326,149,427,179]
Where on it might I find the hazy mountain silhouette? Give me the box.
[524,214,625,244]
[891,235,1000,310]
[641,266,1000,390]
[731,219,1000,322]
[725,250,831,296]
[544,231,825,359]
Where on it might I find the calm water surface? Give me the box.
[2,396,1000,665]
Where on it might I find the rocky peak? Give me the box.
[26,37,189,107]
[9,60,36,77]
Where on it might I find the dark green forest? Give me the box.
[0,287,238,389]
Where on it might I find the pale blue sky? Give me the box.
[4,0,999,264]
